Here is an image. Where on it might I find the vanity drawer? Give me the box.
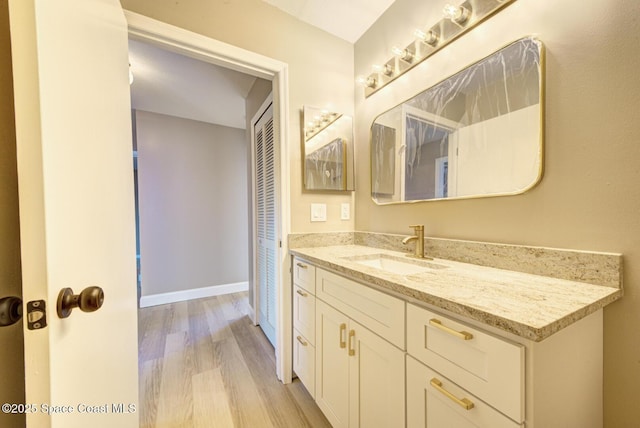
[407,356,522,428]
[293,257,316,293]
[293,328,315,398]
[293,284,315,345]
[407,304,524,423]
[316,268,405,349]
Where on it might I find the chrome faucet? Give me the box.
[402,225,427,259]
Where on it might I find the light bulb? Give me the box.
[356,74,377,88]
[372,64,394,76]
[392,46,414,62]
[443,4,470,24]
[415,29,439,46]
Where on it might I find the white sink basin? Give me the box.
[349,254,447,275]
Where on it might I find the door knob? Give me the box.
[57,286,104,318]
[0,296,22,327]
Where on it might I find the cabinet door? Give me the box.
[316,300,350,428]
[293,284,315,345]
[349,320,405,428]
[407,356,521,428]
[293,328,315,398]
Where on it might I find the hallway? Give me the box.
[138,292,330,427]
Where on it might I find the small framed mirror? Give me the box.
[371,37,544,203]
[303,106,354,191]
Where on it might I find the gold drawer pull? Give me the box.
[348,329,356,356]
[430,378,474,410]
[429,318,473,341]
[339,323,347,348]
[296,335,308,346]
[295,289,308,297]
[296,262,308,269]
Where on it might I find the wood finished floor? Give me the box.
[138,292,331,428]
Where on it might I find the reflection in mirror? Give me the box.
[371,37,544,204]
[303,106,354,191]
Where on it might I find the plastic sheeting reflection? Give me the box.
[305,138,346,190]
[371,37,543,203]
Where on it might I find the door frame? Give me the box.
[125,11,292,382]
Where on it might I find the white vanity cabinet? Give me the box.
[406,356,521,428]
[407,304,524,423]
[406,304,524,427]
[314,268,405,428]
[292,258,316,397]
[405,302,604,428]
[315,300,405,428]
[291,255,606,428]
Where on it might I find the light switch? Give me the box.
[311,203,327,222]
[341,203,350,220]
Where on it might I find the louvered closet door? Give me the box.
[254,102,278,346]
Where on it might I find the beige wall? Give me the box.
[136,110,249,296]
[0,2,24,427]
[355,0,640,425]
[122,0,356,233]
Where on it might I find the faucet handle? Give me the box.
[409,224,424,231]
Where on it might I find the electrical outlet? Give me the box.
[341,203,350,220]
[311,203,327,222]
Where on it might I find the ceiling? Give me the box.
[261,0,396,43]
[129,1,394,129]
[128,39,257,129]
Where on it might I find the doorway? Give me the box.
[125,11,292,382]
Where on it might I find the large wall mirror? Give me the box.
[303,106,354,191]
[371,37,544,204]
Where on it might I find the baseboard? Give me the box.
[139,281,249,308]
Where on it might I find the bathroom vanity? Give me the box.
[289,233,622,428]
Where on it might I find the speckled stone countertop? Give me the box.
[289,244,623,341]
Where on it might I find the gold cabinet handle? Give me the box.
[348,329,356,356]
[429,318,473,341]
[339,323,347,348]
[296,262,308,269]
[296,335,307,346]
[430,378,474,410]
[295,289,307,297]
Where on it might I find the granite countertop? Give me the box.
[289,244,622,341]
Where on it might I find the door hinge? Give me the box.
[279,240,282,248]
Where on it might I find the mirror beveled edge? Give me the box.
[370,36,545,205]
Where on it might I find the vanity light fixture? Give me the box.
[356,74,378,89]
[443,4,471,25]
[373,63,394,77]
[415,29,439,46]
[360,0,518,98]
[392,46,414,63]
[303,108,343,141]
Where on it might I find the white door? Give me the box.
[8,1,138,427]
[253,100,279,346]
[348,320,405,428]
[315,300,350,428]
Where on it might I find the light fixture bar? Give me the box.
[363,0,517,98]
[304,110,343,141]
